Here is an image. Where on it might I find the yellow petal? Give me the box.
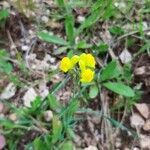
[71,55,79,66]
[86,54,96,68]
[59,57,72,72]
[80,69,95,83]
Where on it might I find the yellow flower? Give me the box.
[71,55,79,66]
[80,69,95,83]
[59,57,72,72]
[79,53,96,70]
[86,54,96,68]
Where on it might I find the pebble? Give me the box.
[115,138,122,148]
[84,145,98,150]
[130,113,145,128]
[21,45,30,51]
[9,113,18,121]
[133,147,140,150]
[119,49,132,64]
[143,119,150,131]
[41,16,49,23]
[23,88,38,107]
[77,15,85,23]
[134,103,149,119]
[44,110,53,122]
[0,83,16,100]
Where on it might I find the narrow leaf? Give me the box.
[38,32,68,46]
[52,116,63,144]
[65,15,74,44]
[47,94,61,110]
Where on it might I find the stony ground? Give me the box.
[0,0,150,150]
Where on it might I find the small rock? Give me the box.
[44,54,56,63]
[21,45,30,51]
[41,16,49,23]
[46,9,50,15]
[115,138,122,148]
[0,134,6,149]
[140,135,150,149]
[143,119,150,131]
[2,1,10,8]
[134,103,149,119]
[133,147,140,150]
[38,82,49,100]
[84,146,98,150]
[134,66,146,75]
[130,113,145,128]
[0,83,16,100]
[44,110,53,122]
[119,49,132,64]
[77,15,85,23]
[9,113,17,121]
[23,88,38,107]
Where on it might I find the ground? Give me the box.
[0,0,150,150]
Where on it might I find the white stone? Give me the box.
[134,103,149,119]
[38,82,49,99]
[0,83,16,100]
[41,16,49,23]
[119,49,132,64]
[84,146,98,150]
[44,110,53,122]
[130,113,145,128]
[77,16,85,23]
[21,45,30,51]
[143,119,150,131]
[23,88,38,107]
[140,135,150,149]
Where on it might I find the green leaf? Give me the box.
[0,9,9,21]
[93,43,108,54]
[109,26,124,35]
[38,32,68,46]
[61,100,79,118]
[61,141,74,150]
[91,0,104,12]
[65,15,74,44]
[89,85,99,99]
[103,82,135,97]
[76,40,92,49]
[47,94,61,111]
[52,116,63,144]
[56,0,65,7]
[0,61,13,74]
[33,138,46,150]
[100,60,121,81]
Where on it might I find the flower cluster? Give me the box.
[59,53,96,83]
